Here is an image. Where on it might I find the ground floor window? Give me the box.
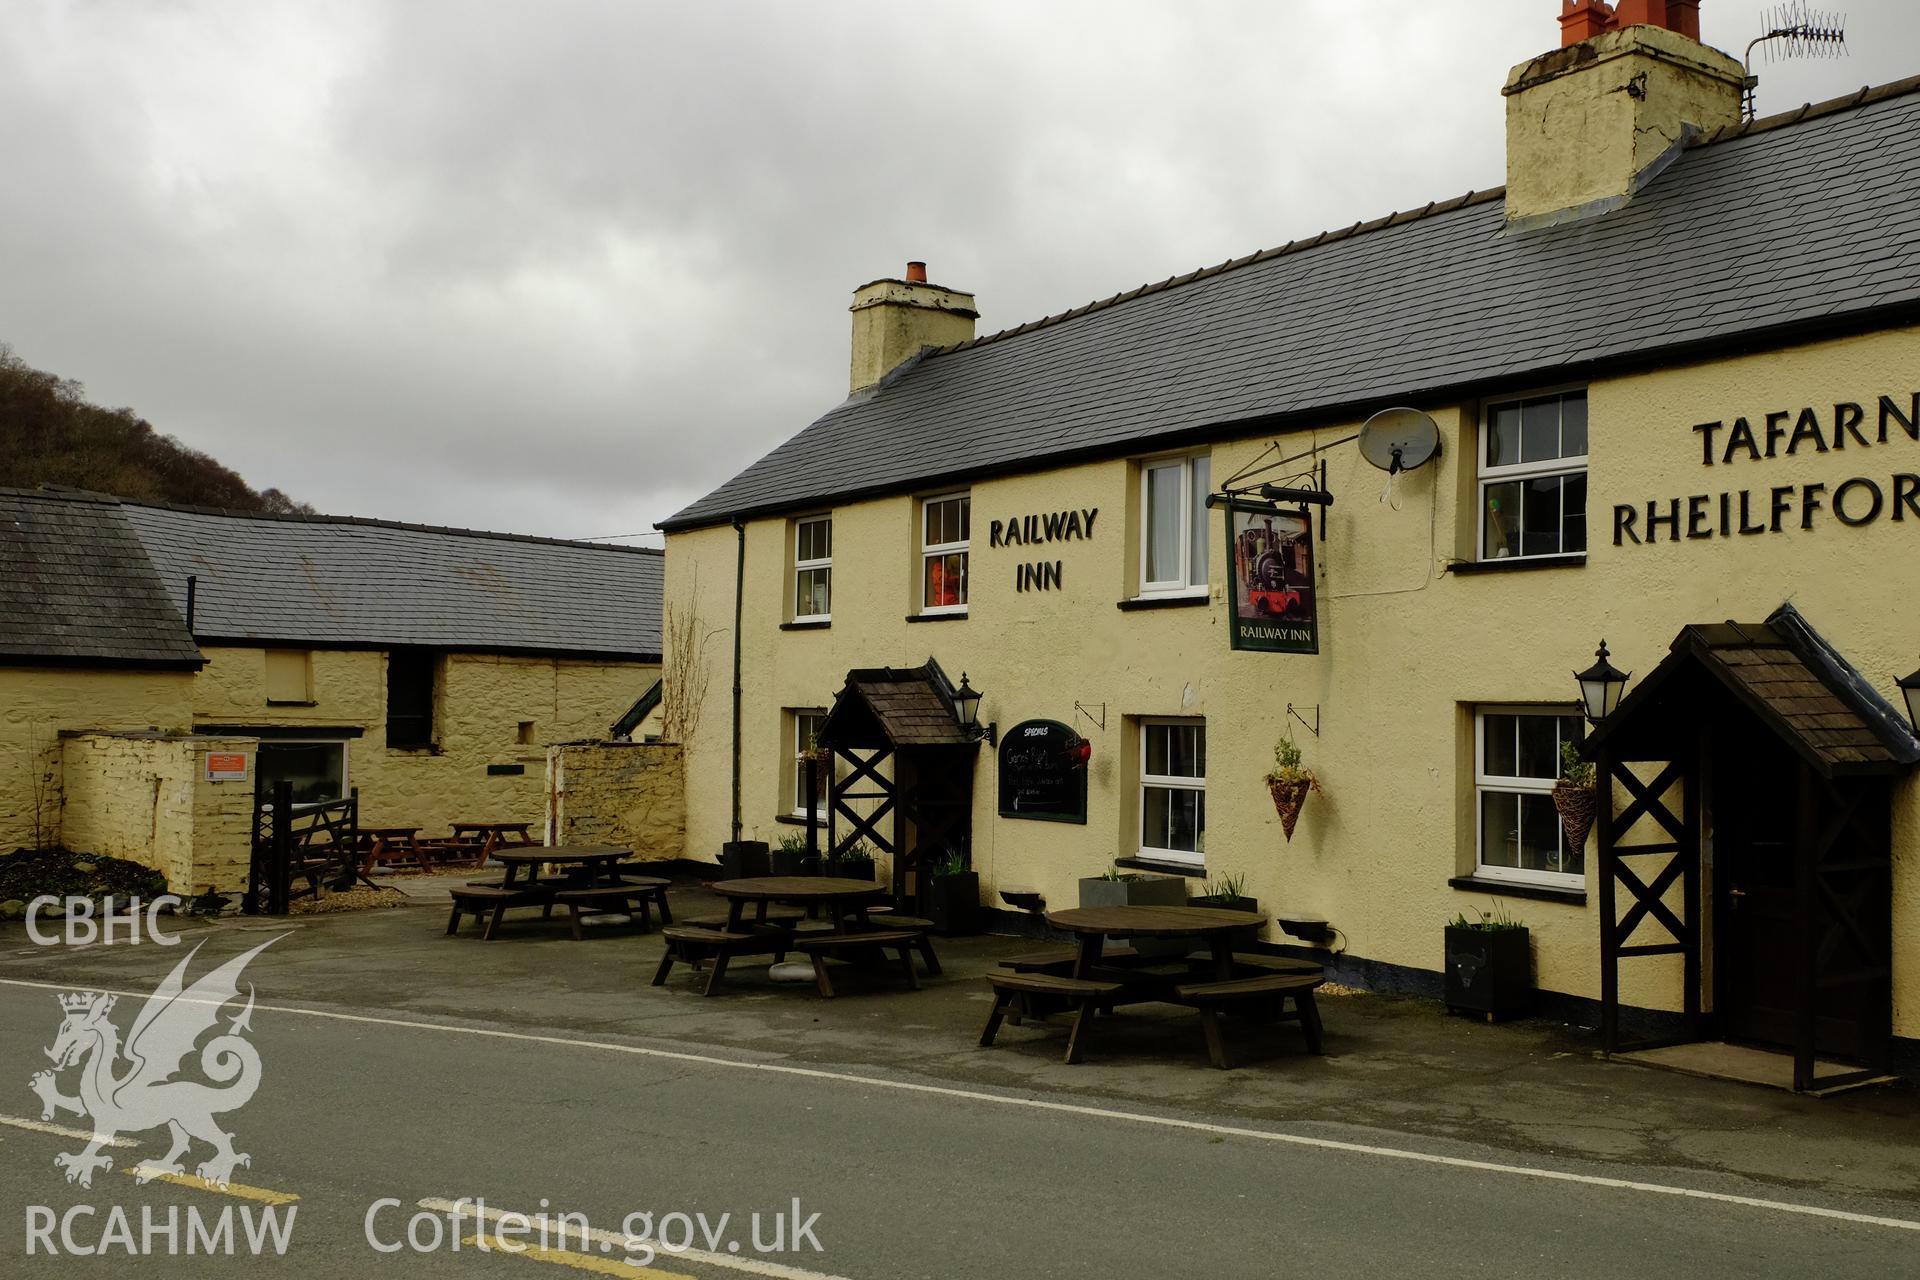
[789,708,828,816]
[1139,718,1205,865]
[1474,708,1583,886]
[256,741,348,805]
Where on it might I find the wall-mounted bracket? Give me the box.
[1073,701,1107,732]
[1287,703,1320,738]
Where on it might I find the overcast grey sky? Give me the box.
[2,1,1909,543]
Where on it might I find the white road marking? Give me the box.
[426,1199,848,1280]
[4,975,1916,1234]
[0,1113,137,1147]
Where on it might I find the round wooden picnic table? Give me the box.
[1046,905,1267,982]
[491,844,631,890]
[710,876,886,931]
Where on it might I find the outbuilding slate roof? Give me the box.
[0,488,203,668]
[664,78,1920,531]
[120,502,663,659]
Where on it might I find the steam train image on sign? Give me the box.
[1233,512,1312,619]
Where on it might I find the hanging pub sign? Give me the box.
[1226,499,1319,653]
[997,719,1089,824]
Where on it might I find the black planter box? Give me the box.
[1444,926,1533,1020]
[720,841,770,879]
[769,848,821,876]
[826,858,876,881]
[1191,894,1257,913]
[927,871,982,935]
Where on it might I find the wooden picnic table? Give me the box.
[491,844,630,890]
[708,876,886,931]
[358,826,421,873]
[654,876,927,997]
[451,821,537,858]
[1045,905,1267,984]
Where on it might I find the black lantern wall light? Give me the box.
[952,673,996,746]
[1575,640,1631,723]
[1898,663,1920,737]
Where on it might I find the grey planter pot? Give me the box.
[1078,874,1189,956]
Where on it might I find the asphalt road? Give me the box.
[3,977,1918,1279]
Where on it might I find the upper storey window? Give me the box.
[793,515,832,622]
[1479,390,1588,561]
[921,493,970,614]
[1140,452,1210,595]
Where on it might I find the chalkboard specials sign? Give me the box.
[997,719,1088,824]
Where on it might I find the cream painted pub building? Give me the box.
[661,5,1920,1083]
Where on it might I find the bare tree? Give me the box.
[25,722,57,852]
[658,571,724,744]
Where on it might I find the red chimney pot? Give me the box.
[1561,0,1700,46]
[905,261,928,283]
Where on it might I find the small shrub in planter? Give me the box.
[824,843,877,881]
[923,851,981,935]
[1444,903,1533,1021]
[770,832,821,877]
[1189,871,1257,914]
[719,840,770,879]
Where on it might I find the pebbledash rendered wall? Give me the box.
[191,646,659,830]
[545,742,685,858]
[58,731,256,894]
[664,324,1920,1035]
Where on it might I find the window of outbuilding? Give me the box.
[1478,389,1588,561]
[263,649,313,704]
[386,649,439,749]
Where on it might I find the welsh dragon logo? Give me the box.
[29,936,281,1189]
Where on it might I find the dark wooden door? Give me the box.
[1713,735,1801,1049]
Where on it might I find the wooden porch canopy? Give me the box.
[815,659,979,907]
[1582,603,1918,1090]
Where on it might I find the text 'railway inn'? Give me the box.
[660,1,1920,1086]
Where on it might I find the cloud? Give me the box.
[1,0,1910,541]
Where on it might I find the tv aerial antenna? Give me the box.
[1742,2,1848,121]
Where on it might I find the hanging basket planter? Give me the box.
[1551,779,1597,854]
[1269,777,1314,841]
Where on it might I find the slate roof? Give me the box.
[0,488,203,668]
[120,502,663,659]
[819,661,973,750]
[664,77,1920,531]
[1588,604,1920,777]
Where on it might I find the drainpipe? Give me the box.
[730,519,746,844]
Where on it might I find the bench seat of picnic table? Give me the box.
[980,973,1127,1065]
[681,906,806,929]
[1191,951,1325,977]
[653,927,782,996]
[997,945,1140,974]
[551,883,657,939]
[446,886,546,940]
[793,930,923,997]
[1173,972,1326,1068]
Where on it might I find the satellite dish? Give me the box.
[1357,407,1441,474]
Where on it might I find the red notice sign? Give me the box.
[206,752,249,782]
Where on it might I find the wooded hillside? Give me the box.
[0,344,307,511]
